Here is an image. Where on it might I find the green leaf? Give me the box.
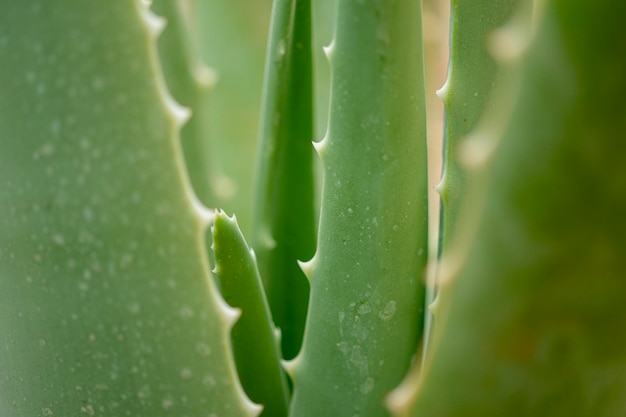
[390,0,626,415]
[422,0,526,365]
[212,210,290,417]
[195,0,273,235]
[152,0,217,207]
[289,0,429,415]
[0,2,256,416]
[252,0,316,360]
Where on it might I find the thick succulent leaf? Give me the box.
[252,0,316,360]
[422,0,526,365]
[435,0,523,254]
[212,211,290,417]
[194,0,273,234]
[389,0,626,415]
[289,0,429,416]
[0,2,257,416]
[152,0,217,207]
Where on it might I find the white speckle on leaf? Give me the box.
[161,397,174,410]
[179,305,194,319]
[379,301,397,320]
[180,368,193,379]
[337,341,350,356]
[127,303,141,315]
[357,302,371,315]
[350,345,368,375]
[203,374,217,387]
[195,342,212,357]
[80,404,95,416]
[360,377,375,394]
[52,233,65,246]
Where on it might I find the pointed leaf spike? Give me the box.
[273,326,282,346]
[435,78,450,104]
[281,353,302,382]
[165,96,192,128]
[297,257,315,282]
[243,399,263,417]
[323,40,335,61]
[313,138,327,159]
[434,176,446,199]
[141,8,166,38]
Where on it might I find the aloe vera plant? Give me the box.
[2,0,626,416]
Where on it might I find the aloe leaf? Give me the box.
[252,0,316,360]
[0,2,257,416]
[195,0,273,234]
[422,0,525,363]
[389,0,626,415]
[152,0,217,206]
[212,210,290,417]
[288,0,429,415]
[435,0,523,254]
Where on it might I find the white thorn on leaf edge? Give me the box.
[323,40,335,60]
[225,305,241,327]
[190,194,214,227]
[298,257,315,280]
[141,7,166,38]
[434,176,446,197]
[313,137,327,157]
[385,366,420,416]
[281,354,301,380]
[273,326,282,344]
[427,295,440,314]
[165,95,192,127]
[245,398,264,417]
[435,78,450,103]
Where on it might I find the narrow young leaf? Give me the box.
[212,210,290,417]
[289,0,429,415]
[0,2,256,416]
[252,0,316,360]
[390,0,626,415]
